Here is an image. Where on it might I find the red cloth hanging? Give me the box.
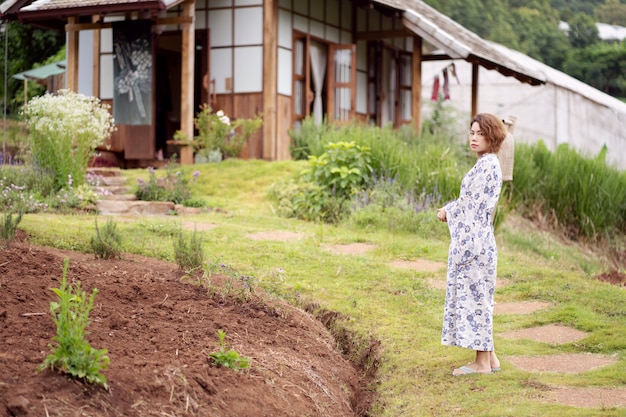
[442,68,450,100]
[431,75,440,101]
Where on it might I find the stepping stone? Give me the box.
[507,353,616,374]
[182,221,218,231]
[323,243,376,255]
[548,386,626,408]
[495,301,551,315]
[389,259,445,272]
[96,200,175,215]
[246,231,305,241]
[500,323,588,345]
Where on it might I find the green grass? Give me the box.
[18,159,626,417]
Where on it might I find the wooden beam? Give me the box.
[412,36,422,134]
[66,16,79,91]
[262,0,277,160]
[354,28,410,41]
[179,0,195,165]
[471,62,479,118]
[65,17,192,32]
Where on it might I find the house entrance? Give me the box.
[155,30,209,160]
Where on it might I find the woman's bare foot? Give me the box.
[452,362,491,376]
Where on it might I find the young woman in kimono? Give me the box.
[436,113,507,376]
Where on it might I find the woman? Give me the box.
[436,113,507,376]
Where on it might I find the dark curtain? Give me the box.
[112,20,152,125]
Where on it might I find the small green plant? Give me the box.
[38,259,110,389]
[209,329,250,371]
[173,225,204,270]
[0,210,24,248]
[90,217,122,259]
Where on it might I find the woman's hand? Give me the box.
[437,208,447,222]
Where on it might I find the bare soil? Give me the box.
[0,233,375,417]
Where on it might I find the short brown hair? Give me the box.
[471,113,507,154]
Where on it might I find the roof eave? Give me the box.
[11,1,165,22]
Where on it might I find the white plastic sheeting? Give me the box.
[421,41,626,170]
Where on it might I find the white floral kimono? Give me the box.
[441,153,502,351]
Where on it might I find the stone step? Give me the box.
[98,185,133,195]
[87,167,122,178]
[96,200,175,215]
[100,193,137,201]
[98,176,128,187]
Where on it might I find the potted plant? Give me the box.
[193,105,262,163]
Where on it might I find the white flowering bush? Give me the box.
[22,89,115,189]
[193,104,262,159]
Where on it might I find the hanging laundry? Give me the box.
[431,75,440,101]
[442,68,450,100]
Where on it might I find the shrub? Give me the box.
[0,210,24,248]
[22,89,115,190]
[193,105,262,159]
[38,259,110,389]
[173,225,204,270]
[90,217,122,260]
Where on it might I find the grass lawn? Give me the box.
[19,159,626,417]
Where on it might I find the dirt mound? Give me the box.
[0,236,374,417]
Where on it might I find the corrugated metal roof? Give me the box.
[373,0,546,86]
[13,60,66,81]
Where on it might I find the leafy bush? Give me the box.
[173,225,204,270]
[38,259,110,389]
[0,210,24,248]
[90,217,122,260]
[22,89,115,190]
[270,141,372,223]
[209,329,250,371]
[192,105,262,159]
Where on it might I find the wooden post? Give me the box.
[180,0,196,165]
[262,0,278,160]
[92,15,101,97]
[66,17,79,91]
[471,62,479,117]
[412,36,422,134]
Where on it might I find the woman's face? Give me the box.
[469,121,489,156]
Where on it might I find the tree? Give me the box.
[596,0,626,26]
[563,41,626,98]
[0,22,64,115]
[567,13,600,49]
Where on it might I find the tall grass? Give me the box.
[288,117,470,204]
[512,141,626,240]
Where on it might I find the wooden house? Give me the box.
[0,0,544,166]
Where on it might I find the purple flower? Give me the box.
[193,171,200,179]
